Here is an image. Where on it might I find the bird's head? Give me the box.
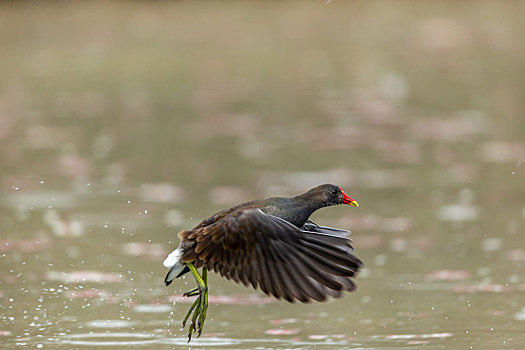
[310,184,359,208]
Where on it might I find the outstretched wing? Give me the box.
[179,208,362,303]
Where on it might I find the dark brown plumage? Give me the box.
[164,184,363,303]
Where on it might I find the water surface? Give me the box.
[1,1,525,349]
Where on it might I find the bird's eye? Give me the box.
[331,189,338,195]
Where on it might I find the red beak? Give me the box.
[340,188,359,207]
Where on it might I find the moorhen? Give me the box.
[163,184,362,341]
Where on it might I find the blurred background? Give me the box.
[1,1,524,349]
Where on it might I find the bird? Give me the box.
[163,184,363,341]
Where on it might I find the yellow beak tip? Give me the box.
[350,200,359,208]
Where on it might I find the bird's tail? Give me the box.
[163,247,189,286]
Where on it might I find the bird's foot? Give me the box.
[183,287,199,297]
[181,285,208,342]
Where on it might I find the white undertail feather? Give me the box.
[163,247,182,268]
[163,247,185,285]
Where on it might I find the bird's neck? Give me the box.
[287,194,327,227]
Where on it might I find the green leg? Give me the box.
[181,263,209,342]
[198,268,208,337]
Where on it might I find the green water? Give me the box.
[1,1,525,349]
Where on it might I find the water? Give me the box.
[1,1,525,349]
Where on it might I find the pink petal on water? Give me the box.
[0,240,15,253]
[138,183,185,203]
[169,293,276,305]
[383,332,453,340]
[452,285,477,293]
[413,237,435,251]
[453,284,510,293]
[269,318,297,325]
[0,331,12,336]
[479,142,525,163]
[422,333,454,339]
[208,294,276,305]
[409,113,483,141]
[0,237,51,253]
[167,294,192,303]
[508,249,525,261]
[65,289,105,299]
[46,270,123,283]
[58,154,91,178]
[426,269,470,281]
[265,328,299,335]
[133,304,172,313]
[308,335,329,340]
[477,284,507,292]
[417,19,470,50]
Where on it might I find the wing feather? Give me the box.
[178,208,362,303]
[301,220,352,237]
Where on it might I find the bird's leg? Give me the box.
[197,268,208,336]
[181,262,208,342]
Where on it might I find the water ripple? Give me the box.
[55,333,363,348]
